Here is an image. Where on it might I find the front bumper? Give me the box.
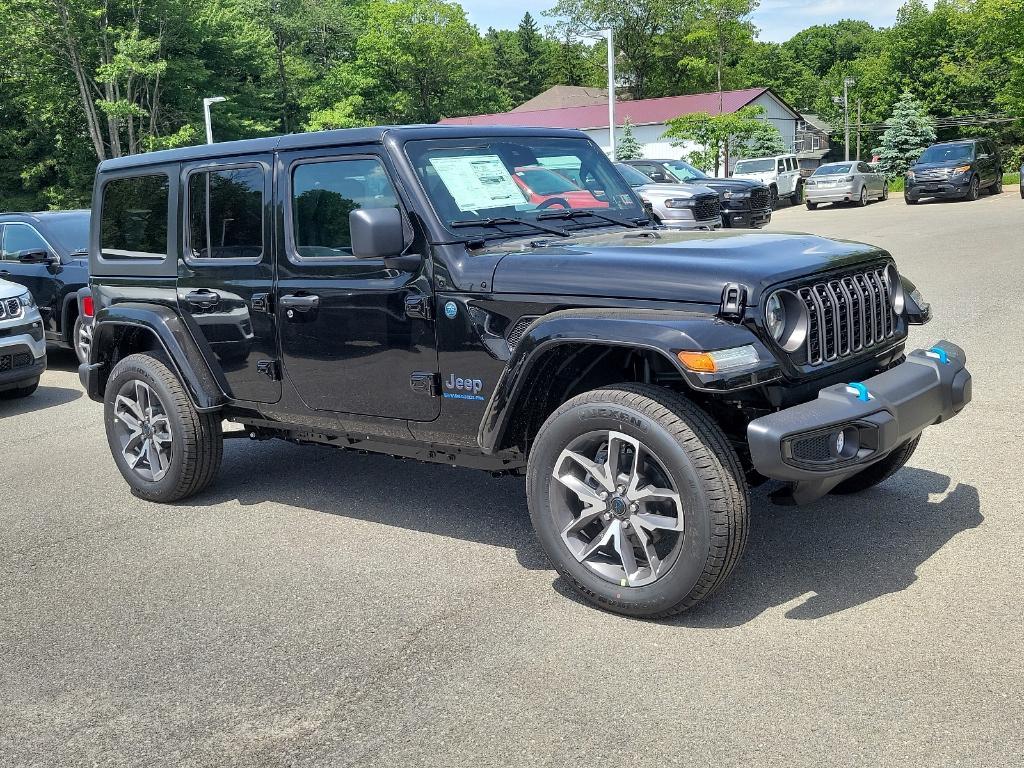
[747,340,971,504]
[0,344,46,391]
[905,178,970,200]
[722,207,771,228]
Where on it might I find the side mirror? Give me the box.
[17,249,55,265]
[349,207,405,259]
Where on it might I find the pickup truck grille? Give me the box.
[0,298,22,320]
[693,194,721,222]
[749,187,771,210]
[797,266,899,366]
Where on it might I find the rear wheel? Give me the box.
[104,352,222,502]
[805,201,818,210]
[789,183,803,206]
[992,174,1003,194]
[831,436,920,495]
[527,384,749,618]
[857,186,868,206]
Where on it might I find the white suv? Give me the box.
[0,278,46,399]
[731,154,803,206]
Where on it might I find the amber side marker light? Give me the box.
[677,345,760,374]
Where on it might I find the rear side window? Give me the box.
[187,166,264,261]
[100,174,169,259]
[290,158,399,259]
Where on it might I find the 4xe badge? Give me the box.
[444,373,484,401]
[444,301,458,319]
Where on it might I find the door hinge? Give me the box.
[405,294,433,321]
[252,293,272,314]
[409,371,440,397]
[720,283,746,320]
[256,360,281,381]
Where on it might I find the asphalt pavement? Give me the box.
[1,190,1022,767]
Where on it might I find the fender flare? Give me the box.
[477,308,776,453]
[91,302,225,411]
[60,290,81,342]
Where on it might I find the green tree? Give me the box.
[782,20,880,78]
[617,117,643,159]
[877,91,936,177]
[663,105,780,174]
[680,0,758,110]
[517,12,551,98]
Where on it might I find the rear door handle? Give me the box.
[185,289,221,309]
[279,294,320,312]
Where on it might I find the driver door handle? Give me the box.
[279,294,320,312]
[185,289,221,308]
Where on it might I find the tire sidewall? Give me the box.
[527,395,714,615]
[104,356,191,501]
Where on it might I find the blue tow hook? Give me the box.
[926,346,949,364]
[846,382,871,402]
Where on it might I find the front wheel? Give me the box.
[881,183,889,201]
[104,352,223,502]
[769,185,779,208]
[806,201,818,210]
[966,176,980,201]
[527,384,749,618]
[992,174,1003,194]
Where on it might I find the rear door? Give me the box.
[275,146,438,421]
[176,157,281,404]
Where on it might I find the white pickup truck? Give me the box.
[731,154,803,207]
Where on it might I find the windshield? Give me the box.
[406,137,644,234]
[664,160,709,181]
[615,163,656,187]
[918,143,974,164]
[733,159,775,174]
[813,163,853,176]
[42,212,90,252]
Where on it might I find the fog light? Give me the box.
[835,427,859,459]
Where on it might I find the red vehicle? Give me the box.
[513,165,608,208]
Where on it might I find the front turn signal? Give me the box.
[677,345,760,374]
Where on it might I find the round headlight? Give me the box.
[884,264,905,314]
[765,292,786,341]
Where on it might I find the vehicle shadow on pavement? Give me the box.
[0,384,82,418]
[670,467,982,627]
[192,440,550,570]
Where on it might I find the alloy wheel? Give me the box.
[76,319,92,364]
[112,379,173,482]
[549,430,683,587]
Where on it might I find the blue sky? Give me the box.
[459,0,912,43]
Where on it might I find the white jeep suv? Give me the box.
[731,154,803,206]
[0,278,46,399]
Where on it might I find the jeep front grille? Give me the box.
[0,298,22,320]
[796,266,899,366]
[693,194,721,222]
[749,187,771,210]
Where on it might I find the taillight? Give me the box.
[82,295,95,317]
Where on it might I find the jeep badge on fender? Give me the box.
[81,125,970,618]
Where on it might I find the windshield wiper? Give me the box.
[450,216,569,238]
[537,209,647,228]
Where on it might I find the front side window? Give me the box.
[291,158,400,259]
[406,137,643,235]
[100,174,169,259]
[188,166,264,260]
[1,224,48,260]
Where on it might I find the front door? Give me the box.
[275,148,438,421]
[0,222,63,338]
[176,157,281,404]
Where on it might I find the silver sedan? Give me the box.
[804,161,888,209]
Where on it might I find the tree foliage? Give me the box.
[877,91,937,176]
[663,105,782,174]
[617,117,643,160]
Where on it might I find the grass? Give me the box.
[884,172,1019,193]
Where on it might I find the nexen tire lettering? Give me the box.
[577,407,649,432]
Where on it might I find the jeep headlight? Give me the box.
[765,292,786,341]
[663,199,694,209]
[883,264,905,314]
[17,290,35,308]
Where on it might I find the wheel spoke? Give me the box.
[135,381,151,419]
[631,524,662,579]
[574,520,615,563]
[555,449,613,492]
[628,483,679,505]
[114,397,143,432]
[124,433,146,468]
[612,523,640,584]
[606,431,639,487]
[634,512,683,532]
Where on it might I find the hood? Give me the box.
[490,229,889,305]
[732,171,773,184]
[0,278,27,301]
[911,160,970,172]
[637,183,718,201]
[684,177,765,194]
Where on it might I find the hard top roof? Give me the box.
[97,125,590,173]
[0,210,89,222]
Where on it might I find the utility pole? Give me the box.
[856,100,862,161]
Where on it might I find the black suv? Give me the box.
[81,126,971,618]
[620,158,773,228]
[905,138,1002,204]
[0,210,92,362]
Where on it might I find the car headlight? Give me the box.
[663,198,694,209]
[766,292,786,341]
[17,290,35,308]
[953,164,972,175]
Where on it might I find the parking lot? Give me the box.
[2,191,1022,767]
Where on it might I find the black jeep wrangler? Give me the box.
[81,127,971,617]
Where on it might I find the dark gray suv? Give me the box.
[905,139,1002,204]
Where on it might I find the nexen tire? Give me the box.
[526,384,749,618]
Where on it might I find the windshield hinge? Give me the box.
[720,283,746,320]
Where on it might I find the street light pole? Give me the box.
[203,96,227,145]
[604,28,615,161]
[842,78,855,161]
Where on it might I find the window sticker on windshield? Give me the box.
[428,155,526,212]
